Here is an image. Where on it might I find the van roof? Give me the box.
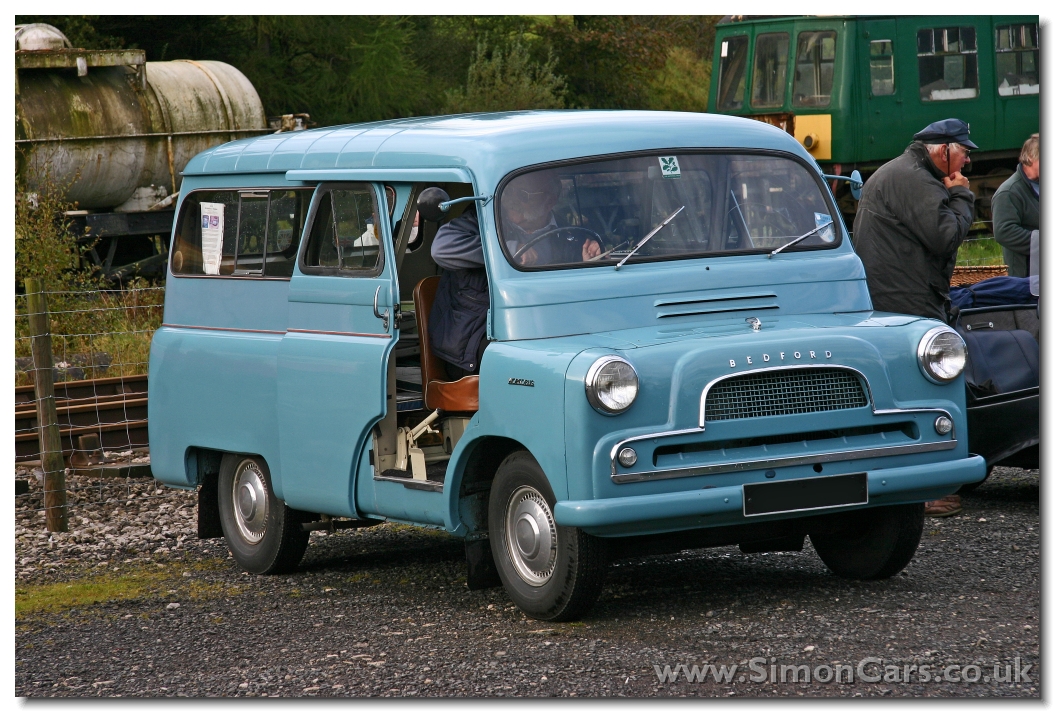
[182,110,814,186]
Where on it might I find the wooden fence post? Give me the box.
[25,277,68,533]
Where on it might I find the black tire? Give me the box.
[488,451,608,621]
[957,465,994,495]
[217,453,310,574]
[809,503,924,580]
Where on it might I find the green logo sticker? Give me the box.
[659,156,681,179]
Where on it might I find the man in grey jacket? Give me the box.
[992,134,1040,278]
[853,119,978,517]
[853,118,977,322]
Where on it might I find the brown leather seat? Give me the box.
[413,276,479,412]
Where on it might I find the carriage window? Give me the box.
[751,33,790,109]
[995,23,1039,97]
[870,40,895,96]
[302,186,383,274]
[171,189,311,278]
[917,27,979,101]
[792,31,837,107]
[717,35,749,111]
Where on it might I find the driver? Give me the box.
[429,172,600,380]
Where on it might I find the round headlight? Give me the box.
[917,327,967,383]
[585,356,639,415]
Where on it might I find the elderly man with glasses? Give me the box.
[852,118,978,518]
[428,172,600,380]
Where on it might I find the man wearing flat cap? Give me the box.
[852,118,977,517]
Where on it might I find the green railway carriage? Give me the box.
[708,15,1039,220]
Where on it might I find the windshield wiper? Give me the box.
[768,222,830,258]
[615,206,685,271]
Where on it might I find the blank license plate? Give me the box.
[743,472,868,516]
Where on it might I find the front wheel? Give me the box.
[488,451,608,621]
[217,454,309,574]
[810,503,924,580]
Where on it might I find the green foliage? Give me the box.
[231,16,428,126]
[957,236,1005,267]
[15,173,162,386]
[14,172,97,294]
[648,46,712,113]
[17,15,721,123]
[443,38,566,113]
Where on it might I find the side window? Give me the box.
[716,35,750,111]
[751,33,790,109]
[792,31,837,107]
[869,40,895,96]
[995,23,1039,96]
[917,27,978,101]
[171,189,310,278]
[235,192,268,274]
[302,186,383,274]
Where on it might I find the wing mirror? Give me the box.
[822,170,864,201]
[417,187,451,222]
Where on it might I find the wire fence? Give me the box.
[15,284,165,529]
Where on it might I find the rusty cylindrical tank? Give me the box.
[15,24,268,210]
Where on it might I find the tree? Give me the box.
[443,38,566,113]
[648,46,712,113]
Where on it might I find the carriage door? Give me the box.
[861,19,903,159]
[276,182,397,516]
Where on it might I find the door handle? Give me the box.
[373,285,390,331]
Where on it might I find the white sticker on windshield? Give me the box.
[659,156,681,179]
[200,202,225,275]
[814,212,835,243]
[721,41,728,58]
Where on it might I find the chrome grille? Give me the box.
[705,368,868,422]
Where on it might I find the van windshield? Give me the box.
[496,152,840,270]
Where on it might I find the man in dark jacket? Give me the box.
[429,172,600,380]
[853,119,978,518]
[853,118,977,321]
[992,133,1040,278]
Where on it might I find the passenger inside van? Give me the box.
[428,172,601,379]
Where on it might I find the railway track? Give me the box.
[15,374,148,463]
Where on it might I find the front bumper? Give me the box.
[554,455,986,536]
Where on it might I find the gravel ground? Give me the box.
[15,466,1039,698]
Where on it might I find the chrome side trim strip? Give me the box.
[611,439,957,484]
[287,328,391,339]
[162,323,286,335]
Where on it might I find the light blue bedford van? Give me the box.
[149,111,984,621]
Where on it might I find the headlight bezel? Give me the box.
[584,355,639,415]
[916,326,968,384]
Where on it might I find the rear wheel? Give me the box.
[488,451,608,621]
[810,503,924,580]
[218,454,309,574]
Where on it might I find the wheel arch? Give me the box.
[445,435,528,537]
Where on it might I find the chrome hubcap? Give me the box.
[232,460,268,544]
[505,485,557,586]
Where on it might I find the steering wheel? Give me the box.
[511,226,604,260]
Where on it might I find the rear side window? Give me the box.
[171,189,311,278]
[995,23,1039,96]
[917,26,979,101]
[301,186,384,275]
[716,35,749,111]
[792,31,837,107]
